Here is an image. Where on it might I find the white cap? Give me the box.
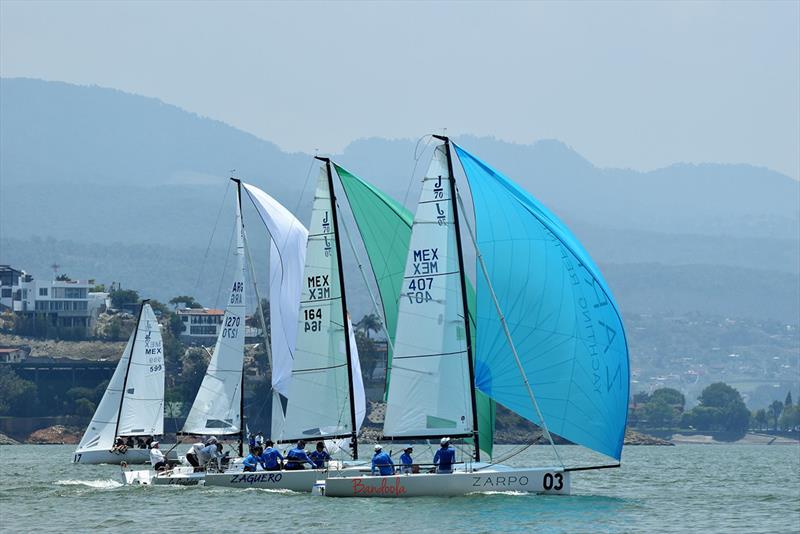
[150,441,159,448]
[374,444,382,451]
[440,437,450,445]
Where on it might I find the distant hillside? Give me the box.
[1,78,799,325]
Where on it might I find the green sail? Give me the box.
[335,163,495,458]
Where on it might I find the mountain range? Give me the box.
[1,77,798,324]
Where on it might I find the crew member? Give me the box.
[284,440,316,470]
[309,441,331,469]
[399,446,414,474]
[433,437,455,473]
[149,441,168,471]
[111,436,127,454]
[259,440,284,471]
[242,446,262,472]
[371,445,394,476]
[185,442,204,468]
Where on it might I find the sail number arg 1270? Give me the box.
[222,315,240,338]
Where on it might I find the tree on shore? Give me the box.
[682,382,750,440]
[768,400,784,430]
[356,314,382,340]
[109,288,140,309]
[169,295,202,310]
[752,409,768,431]
[785,391,793,408]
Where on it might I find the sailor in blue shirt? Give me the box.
[433,437,455,474]
[284,440,317,470]
[242,446,262,472]
[309,441,331,469]
[399,446,414,474]
[371,444,394,476]
[259,440,284,471]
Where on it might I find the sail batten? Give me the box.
[453,142,629,461]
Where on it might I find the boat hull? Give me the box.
[121,466,205,486]
[322,467,571,497]
[204,464,368,492]
[73,448,178,465]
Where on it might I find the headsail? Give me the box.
[182,195,246,436]
[280,167,356,441]
[382,144,474,440]
[76,335,134,452]
[241,182,309,438]
[335,162,495,458]
[454,143,630,460]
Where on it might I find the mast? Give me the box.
[114,300,148,439]
[231,177,246,458]
[316,156,359,460]
[434,135,481,462]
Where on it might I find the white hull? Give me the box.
[73,447,178,465]
[121,466,206,486]
[322,466,571,497]
[204,463,369,492]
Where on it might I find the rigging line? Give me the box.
[455,189,565,470]
[336,200,396,356]
[194,180,232,295]
[243,222,272,370]
[293,154,318,214]
[215,221,236,309]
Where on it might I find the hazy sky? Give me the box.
[1,1,798,178]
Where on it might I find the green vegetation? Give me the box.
[109,288,139,309]
[682,383,751,440]
[0,367,37,416]
[629,388,685,429]
[169,295,203,309]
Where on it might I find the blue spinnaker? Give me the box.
[454,143,629,460]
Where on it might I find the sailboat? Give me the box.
[204,158,368,491]
[74,302,172,464]
[322,136,629,497]
[122,177,309,485]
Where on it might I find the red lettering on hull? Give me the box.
[351,477,407,496]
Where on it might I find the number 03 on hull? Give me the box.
[321,467,570,497]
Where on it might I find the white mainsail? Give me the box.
[382,144,474,438]
[182,196,246,436]
[280,168,355,440]
[78,303,164,452]
[117,304,165,436]
[241,181,309,439]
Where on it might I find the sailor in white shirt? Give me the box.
[149,441,168,471]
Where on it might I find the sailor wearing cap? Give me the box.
[399,446,414,474]
[371,444,395,476]
[149,441,168,471]
[433,437,455,474]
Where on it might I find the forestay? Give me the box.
[454,143,630,460]
[383,145,473,439]
[280,169,355,440]
[182,197,246,435]
[241,182,309,438]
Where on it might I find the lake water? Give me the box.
[0,444,798,533]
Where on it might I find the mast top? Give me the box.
[432,134,449,142]
[314,156,331,163]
